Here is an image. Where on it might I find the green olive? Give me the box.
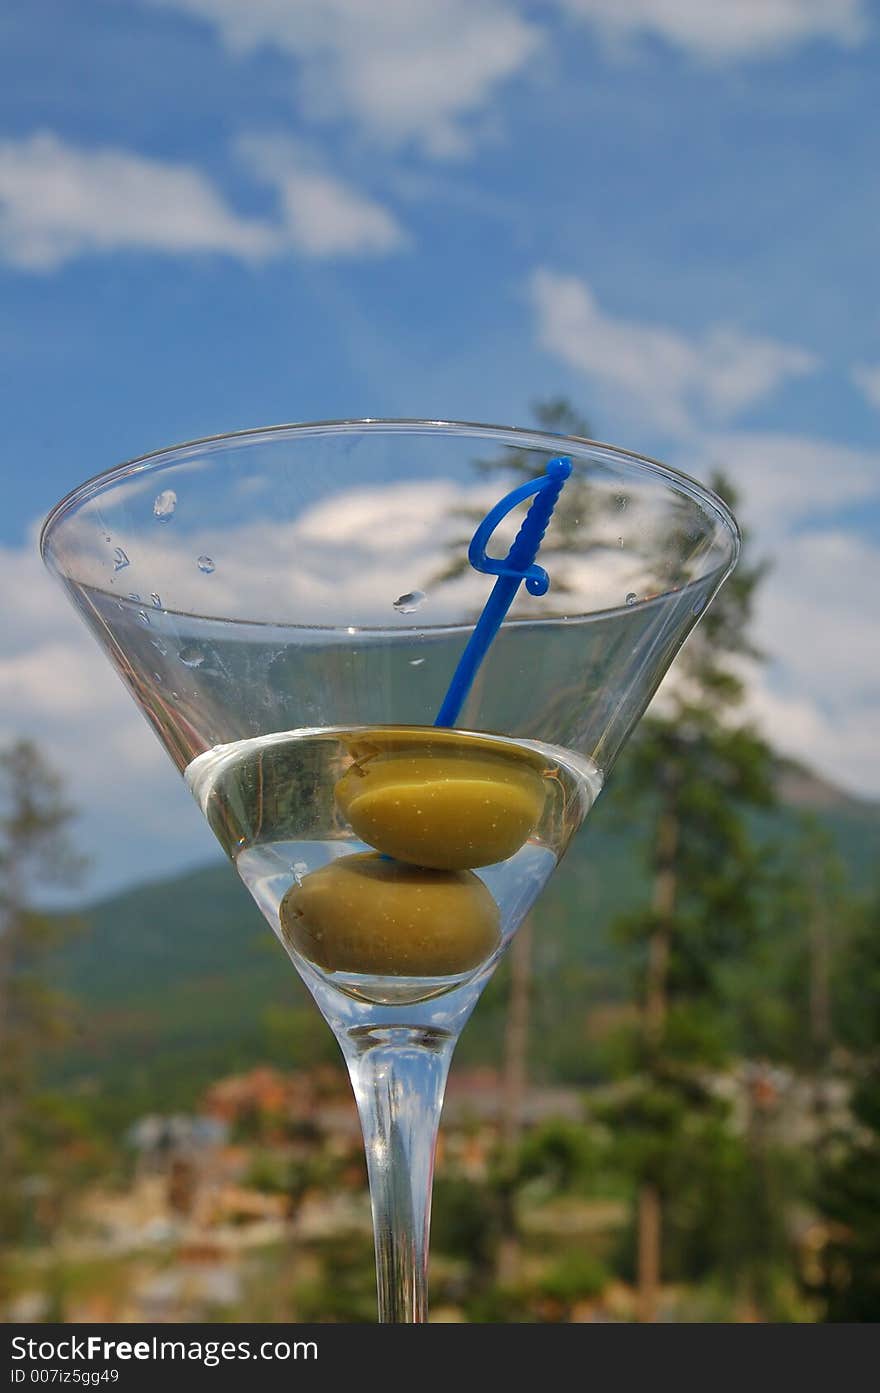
[335,731,547,870]
[279,852,500,977]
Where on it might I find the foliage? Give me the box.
[514,1118,603,1196]
[537,1249,608,1307]
[431,1176,502,1274]
[0,740,87,1257]
[292,1238,377,1322]
[815,892,880,1321]
[599,468,809,1316]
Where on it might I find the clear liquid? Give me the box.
[186,726,602,1006]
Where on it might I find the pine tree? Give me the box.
[433,408,785,1313]
[602,474,780,1319]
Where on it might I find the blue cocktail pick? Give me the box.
[435,455,572,727]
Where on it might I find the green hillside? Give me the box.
[49,763,880,1122]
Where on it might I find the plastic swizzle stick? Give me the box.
[435,455,572,728]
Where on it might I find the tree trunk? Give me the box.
[0,894,25,1198]
[496,917,534,1284]
[740,1063,775,1321]
[637,1183,662,1322]
[637,797,678,1322]
[807,876,835,1311]
[808,895,833,1158]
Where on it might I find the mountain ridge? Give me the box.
[67,756,880,920]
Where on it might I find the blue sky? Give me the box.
[1,0,879,898]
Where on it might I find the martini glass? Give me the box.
[41,420,739,1323]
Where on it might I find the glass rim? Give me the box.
[39,417,741,572]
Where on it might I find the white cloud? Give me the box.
[681,435,880,793]
[745,680,879,800]
[238,136,407,257]
[852,361,880,410]
[529,268,817,434]
[0,131,407,271]
[742,529,880,797]
[555,0,868,62]
[0,131,275,271]
[144,0,543,156]
[689,430,880,533]
[651,522,880,798]
[527,271,879,550]
[698,330,818,419]
[755,530,879,704]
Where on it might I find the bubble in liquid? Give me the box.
[178,645,205,668]
[153,490,177,522]
[197,555,215,574]
[393,589,426,614]
[615,495,628,510]
[625,592,638,606]
[137,609,151,626]
[113,548,130,571]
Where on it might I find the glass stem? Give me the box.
[340,1024,456,1323]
